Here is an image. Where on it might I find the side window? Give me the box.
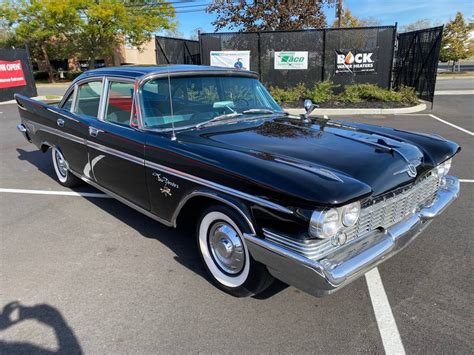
[61,91,74,111]
[104,81,134,126]
[75,81,102,118]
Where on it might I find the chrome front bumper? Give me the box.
[245,176,460,297]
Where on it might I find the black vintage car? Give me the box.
[16,65,460,297]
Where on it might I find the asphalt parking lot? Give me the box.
[0,87,472,353]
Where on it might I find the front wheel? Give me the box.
[197,205,273,297]
[51,146,82,187]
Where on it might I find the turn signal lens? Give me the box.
[342,202,361,227]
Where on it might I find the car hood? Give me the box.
[177,115,459,207]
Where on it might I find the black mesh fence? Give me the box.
[199,32,260,72]
[324,26,395,89]
[393,26,443,102]
[0,47,37,102]
[199,26,396,90]
[155,36,200,65]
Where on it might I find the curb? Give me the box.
[437,75,474,80]
[284,102,427,116]
[0,95,62,106]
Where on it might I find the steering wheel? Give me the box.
[233,98,249,108]
[173,107,195,115]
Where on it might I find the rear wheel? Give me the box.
[51,146,82,187]
[197,205,273,297]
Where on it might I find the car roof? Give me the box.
[75,65,259,81]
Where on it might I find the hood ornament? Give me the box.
[394,163,418,178]
[302,99,319,123]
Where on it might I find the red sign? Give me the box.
[0,60,27,89]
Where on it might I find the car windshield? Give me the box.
[140,75,283,130]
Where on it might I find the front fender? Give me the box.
[171,187,256,234]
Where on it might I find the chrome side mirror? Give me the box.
[303,99,318,122]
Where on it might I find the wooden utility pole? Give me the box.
[336,0,343,28]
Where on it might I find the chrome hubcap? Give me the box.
[55,150,67,177]
[208,222,245,275]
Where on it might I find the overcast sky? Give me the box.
[163,0,473,38]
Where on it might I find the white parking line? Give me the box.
[0,188,111,198]
[366,268,406,355]
[434,90,474,95]
[428,114,474,136]
[460,179,474,183]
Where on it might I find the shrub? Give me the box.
[65,71,83,81]
[33,71,49,81]
[337,83,418,104]
[308,80,339,103]
[269,83,308,104]
[397,85,418,104]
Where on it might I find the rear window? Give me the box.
[75,81,102,118]
[104,81,134,126]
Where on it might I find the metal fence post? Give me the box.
[389,23,397,89]
[198,30,203,65]
[321,29,326,81]
[257,32,262,82]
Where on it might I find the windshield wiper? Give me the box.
[195,112,242,129]
[242,108,276,114]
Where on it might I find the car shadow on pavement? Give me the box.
[0,301,82,354]
[17,148,56,178]
[15,148,290,299]
[86,196,289,299]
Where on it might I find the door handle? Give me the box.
[88,126,103,137]
[56,118,65,127]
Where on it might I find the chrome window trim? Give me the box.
[100,77,137,131]
[73,76,105,119]
[135,72,263,133]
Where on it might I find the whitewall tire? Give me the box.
[197,205,273,297]
[51,146,82,187]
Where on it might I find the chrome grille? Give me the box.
[263,171,440,261]
[345,172,440,240]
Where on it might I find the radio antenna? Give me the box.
[167,65,177,141]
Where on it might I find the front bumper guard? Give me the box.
[244,176,460,297]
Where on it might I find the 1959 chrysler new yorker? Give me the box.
[16,65,460,297]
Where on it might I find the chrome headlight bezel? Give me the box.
[342,202,361,227]
[309,208,341,239]
[435,158,452,186]
[436,158,452,178]
[309,201,361,239]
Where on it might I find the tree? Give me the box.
[0,0,175,82]
[207,0,335,32]
[331,7,380,28]
[0,0,83,82]
[401,19,434,32]
[440,12,472,70]
[75,0,175,70]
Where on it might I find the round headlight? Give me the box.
[309,208,341,239]
[342,202,361,227]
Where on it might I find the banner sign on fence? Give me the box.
[210,51,250,70]
[274,51,308,70]
[335,48,378,74]
[0,59,27,88]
